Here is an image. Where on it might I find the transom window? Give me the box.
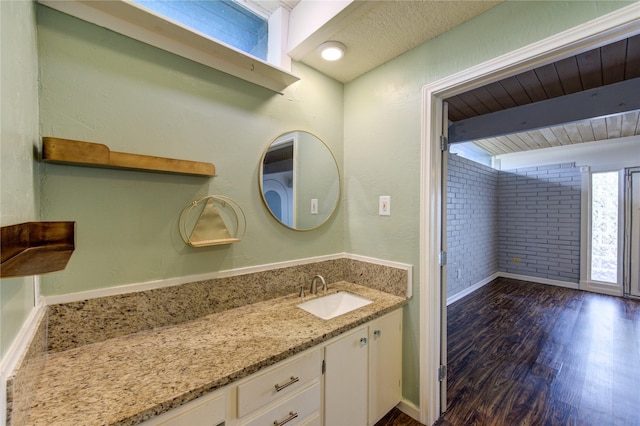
[133,0,268,60]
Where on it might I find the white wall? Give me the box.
[497,136,640,172]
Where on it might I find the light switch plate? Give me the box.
[379,196,390,216]
[311,198,318,215]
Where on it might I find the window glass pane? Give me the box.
[134,1,268,60]
[591,172,619,283]
[449,142,494,168]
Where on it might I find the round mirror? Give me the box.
[259,131,340,231]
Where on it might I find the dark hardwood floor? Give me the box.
[377,277,640,426]
[376,407,424,426]
[437,277,640,426]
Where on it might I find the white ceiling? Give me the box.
[247,0,502,83]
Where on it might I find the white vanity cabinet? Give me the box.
[324,309,403,426]
[141,308,402,426]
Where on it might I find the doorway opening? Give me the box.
[419,6,640,425]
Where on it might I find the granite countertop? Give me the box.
[27,282,406,426]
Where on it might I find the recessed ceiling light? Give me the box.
[318,41,346,61]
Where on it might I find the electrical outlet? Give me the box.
[311,198,318,215]
[379,196,390,216]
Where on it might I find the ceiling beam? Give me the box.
[448,77,640,144]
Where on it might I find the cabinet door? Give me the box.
[368,310,402,426]
[324,325,368,426]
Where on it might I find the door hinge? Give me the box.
[438,365,447,381]
[439,251,447,267]
[322,359,326,375]
[440,135,448,151]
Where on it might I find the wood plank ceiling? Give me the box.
[445,34,640,155]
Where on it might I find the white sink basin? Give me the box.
[297,292,373,320]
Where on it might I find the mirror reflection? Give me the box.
[259,131,340,231]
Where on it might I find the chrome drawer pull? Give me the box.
[274,411,298,426]
[274,376,300,392]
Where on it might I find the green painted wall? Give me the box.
[0,0,39,362]
[37,6,344,295]
[1,0,634,411]
[343,0,634,407]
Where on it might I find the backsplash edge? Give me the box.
[46,255,409,353]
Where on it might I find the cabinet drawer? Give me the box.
[142,391,225,426]
[299,412,321,426]
[237,349,321,417]
[240,382,321,426]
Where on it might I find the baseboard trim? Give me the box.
[0,305,45,378]
[0,303,46,423]
[396,398,421,422]
[447,272,581,306]
[499,272,579,290]
[580,279,623,297]
[447,272,499,306]
[43,253,413,305]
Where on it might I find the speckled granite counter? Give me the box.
[26,282,406,425]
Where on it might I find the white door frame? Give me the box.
[419,6,640,424]
[627,167,640,297]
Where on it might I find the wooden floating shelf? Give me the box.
[1,221,75,278]
[187,237,241,247]
[42,137,215,177]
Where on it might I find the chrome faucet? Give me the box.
[310,275,328,294]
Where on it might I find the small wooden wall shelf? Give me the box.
[1,222,75,278]
[42,137,215,177]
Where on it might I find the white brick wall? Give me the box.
[446,154,498,297]
[446,157,582,299]
[497,163,581,282]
